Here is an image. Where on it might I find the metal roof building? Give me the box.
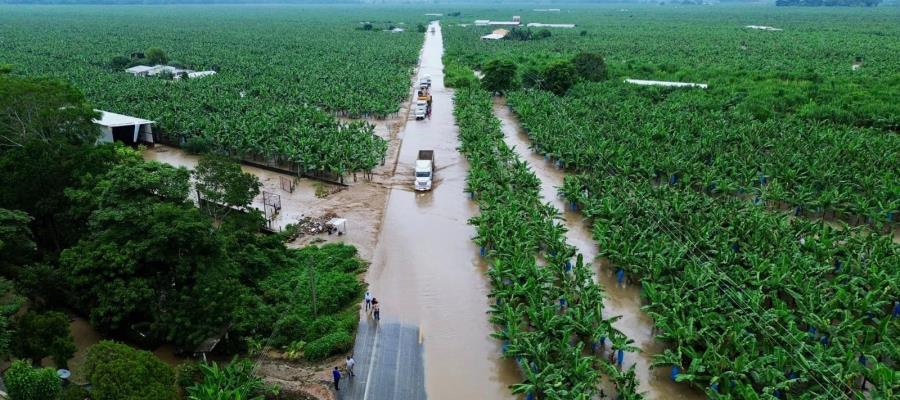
[93,110,155,145]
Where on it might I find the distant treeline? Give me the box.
[775,0,882,5]
[0,0,363,3]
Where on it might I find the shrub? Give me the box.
[572,52,609,82]
[84,341,177,400]
[182,135,216,155]
[444,62,479,89]
[110,55,130,69]
[543,60,578,96]
[303,331,353,361]
[14,310,76,369]
[175,360,203,390]
[145,47,168,65]
[58,385,90,400]
[481,58,518,94]
[3,360,61,400]
[187,358,268,400]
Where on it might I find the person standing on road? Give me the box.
[373,299,381,321]
[332,366,341,390]
[345,355,356,377]
[364,291,373,312]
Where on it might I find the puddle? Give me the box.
[494,99,704,400]
[364,22,519,400]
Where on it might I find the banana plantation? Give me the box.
[456,87,643,400]
[441,4,899,400]
[0,6,423,176]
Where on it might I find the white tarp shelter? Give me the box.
[489,21,520,26]
[527,23,576,28]
[624,79,708,89]
[745,25,783,31]
[93,110,155,144]
[474,20,490,26]
[187,70,217,79]
[125,65,156,76]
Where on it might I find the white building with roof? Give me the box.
[93,110,155,144]
[125,65,156,76]
[481,29,510,40]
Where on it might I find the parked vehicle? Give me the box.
[414,100,428,120]
[415,87,432,120]
[415,150,435,191]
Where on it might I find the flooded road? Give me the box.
[494,99,704,400]
[363,22,518,400]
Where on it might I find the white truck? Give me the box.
[414,100,428,120]
[415,150,435,191]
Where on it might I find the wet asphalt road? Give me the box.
[337,318,426,400]
[347,20,517,400]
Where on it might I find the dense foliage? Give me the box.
[3,361,61,400]
[14,310,76,368]
[455,87,641,400]
[444,4,899,398]
[84,341,178,400]
[186,358,270,400]
[0,72,367,372]
[0,6,419,177]
[508,84,898,219]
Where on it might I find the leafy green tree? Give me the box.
[0,277,25,359]
[0,208,35,274]
[85,341,177,400]
[417,23,427,33]
[14,311,76,368]
[194,155,261,222]
[58,386,90,400]
[187,357,268,400]
[505,27,533,41]
[572,52,609,82]
[481,58,518,94]
[62,160,245,346]
[0,74,126,255]
[145,47,168,65]
[0,74,99,149]
[534,29,552,39]
[542,60,578,96]
[110,55,130,69]
[3,360,61,400]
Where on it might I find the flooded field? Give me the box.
[494,99,704,400]
[363,23,519,399]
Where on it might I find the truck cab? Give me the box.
[415,150,434,191]
[414,100,427,120]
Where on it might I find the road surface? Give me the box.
[349,21,518,400]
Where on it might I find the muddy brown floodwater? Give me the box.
[364,23,519,399]
[494,99,705,400]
